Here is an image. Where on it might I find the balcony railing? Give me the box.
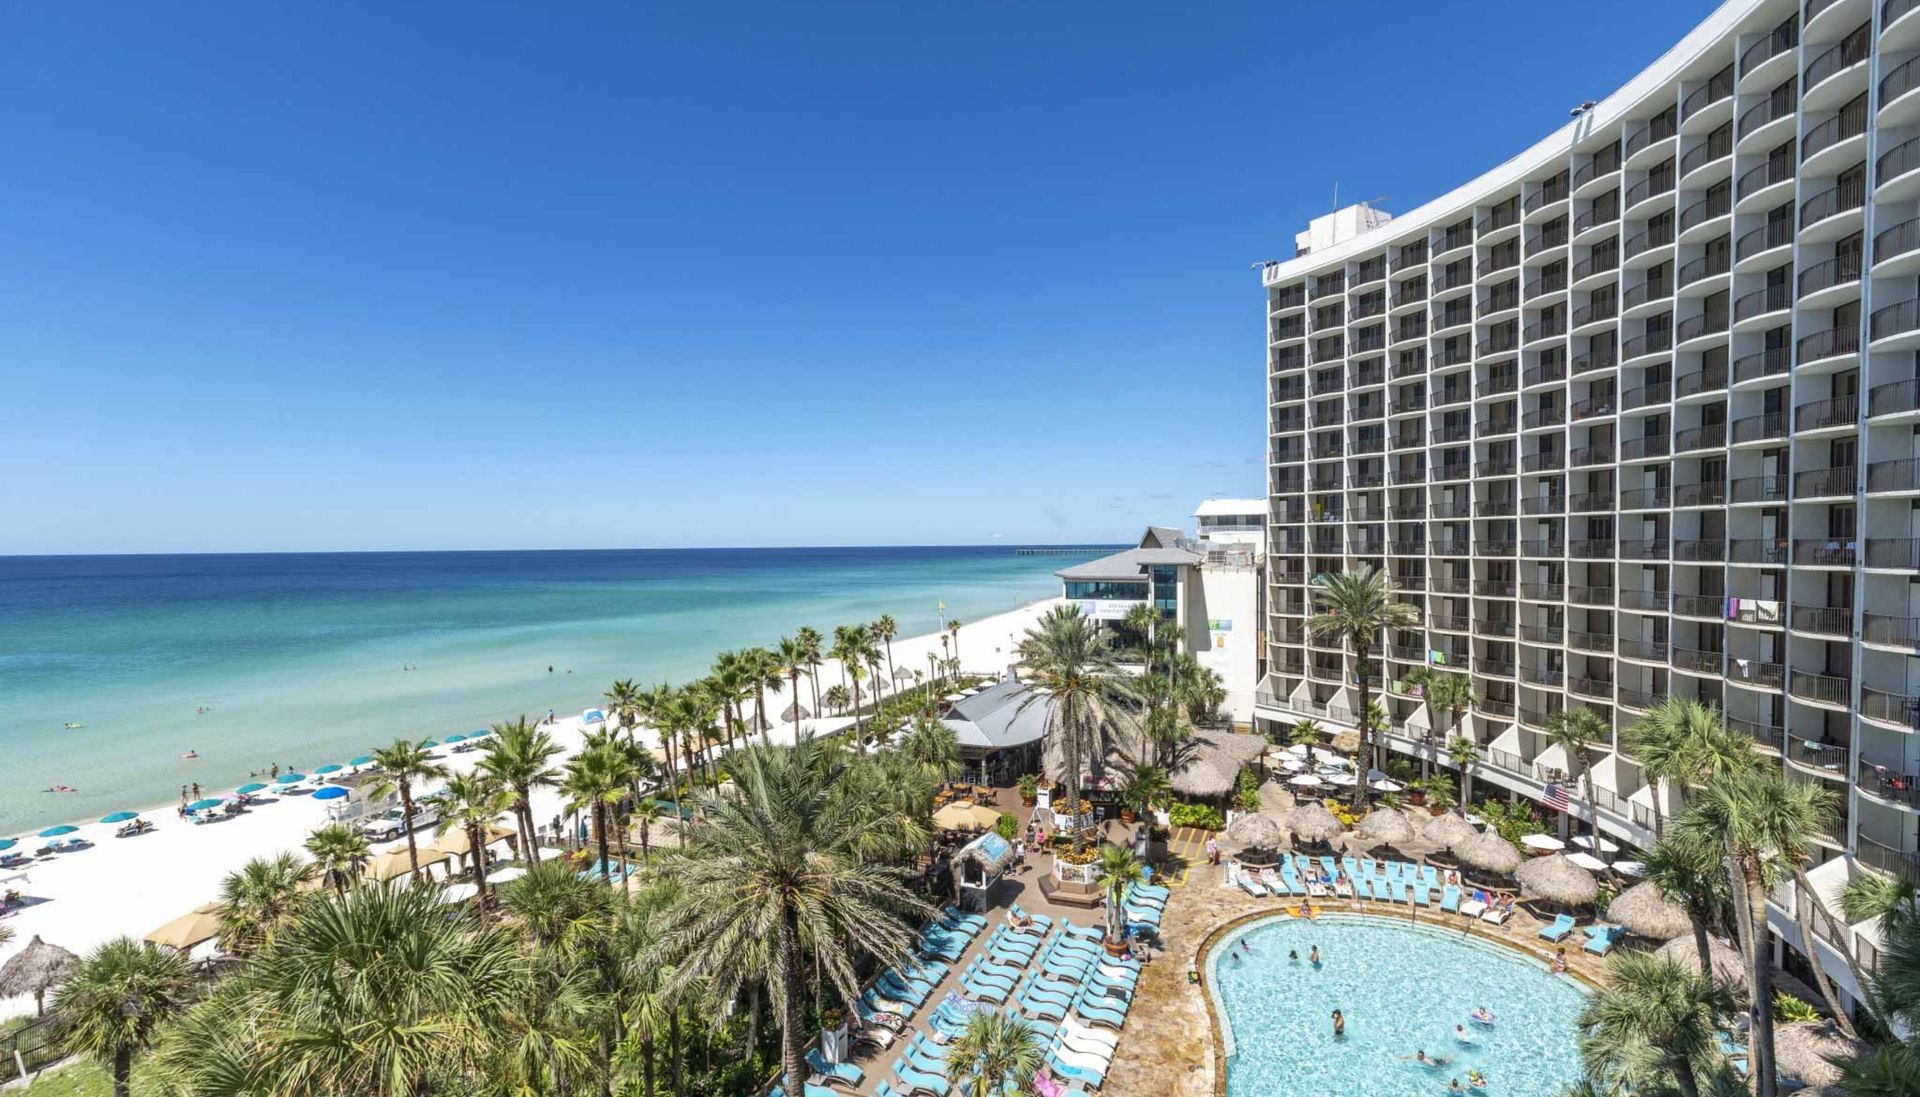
[1790,670,1852,707]
[1726,659,1785,689]
[1865,613,1920,652]
[1675,480,1728,506]
[1793,539,1856,567]
[1801,96,1868,162]
[1730,411,1787,444]
[1619,589,1669,611]
[1672,594,1720,618]
[1568,676,1615,700]
[1739,19,1795,77]
[1802,176,1867,228]
[1858,762,1920,810]
[1676,361,1729,398]
[1673,538,1725,562]
[1728,538,1788,564]
[1863,686,1920,731]
[1726,716,1784,752]
[1794,465,1857,498]
[1674,422,1725,451]
[1868,537,1920,570]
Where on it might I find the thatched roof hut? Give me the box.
[1654,933,1747,991]
[780,701,809,722]
[0,935,77,1015]
[1609,880,1692,940]
[1331,730,1361,754]
[1355,808,1415,848]
[1773,1020,1863,1087]
[1287,802,1345,845]
[1169,729,1270,799]
[1393,833,1446,862]
[1396,806,1432,833]
[1222,812,1287,854]
[1421,812,1477,850]
[1516,853,1599,907]
[1454,830,1524,874]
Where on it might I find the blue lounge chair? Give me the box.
[888,1057,949,1097]
[1440,885,1461,913]
[769,1082,841,1097]
[1584,925,1623,956]
[1009,903,1054,930]
[806,1049,864,1088]
[1341,856,1360,877]
[958,976,1011,1003]
[942,904,987,931]
[1319,855,1337,876]
[1539,913,1577,941]
[1059,919,1103,941]
[1411,884,1432,906]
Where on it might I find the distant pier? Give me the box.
[1013,546,1122,556]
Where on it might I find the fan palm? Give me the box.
[216,852,316,957]
[605,678,642,740]
[946,1011,1046,1097]
[1014,605,1139,849]
[1288,718,1323,748]
[644,737,929,1094]
[1116,759,1173,820]
[437,771,516,905]
[304,823,372,898]
[796,625,825,715]
[1544,706,1608,850]
[898,715,961,785]
[1626,698,1752,833]
[822,684,850,715]
[53,938,193,1097]
[745,645,785,744]
[947,619,963,665]
[631,799,665,861]
[562,741,632,884]
[775,635,810,730]
[1574,951,1736,1097]
[479,716,562,860]
[1641,832,1733,981]
[707,651,754,749]
[1447,735,1481,805]
[1406,668,1475,780]
[1305,564,1419,809]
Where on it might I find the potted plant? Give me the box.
[1419,777,1457,815]
[1116,762,1171,828]
[1095,846,1145,956]
[1016,773,1039,806]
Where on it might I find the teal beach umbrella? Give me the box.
[236,783,267,795]
[419,740,439,749]
[99,812,139,824]
[38,825,78,838]
[468,728,490,738]
[312,764,343,774]
[444,733,467,744]
[348,755,374,767]
[187,798,224,812]
[0,839,17,851]
[274,773,305,784]
[312,786,348,801]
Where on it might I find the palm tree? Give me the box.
[1681,769,1841,1094]
[1305,564,1419,809]
[946,1011,1046,1097]
[645,737,930,1095]
[707,651,754,749]
[605,678,642,740]
[872,614,899,691]
[775,635,810,730]
[216,852,316,956]
[1406,668,1475,780]
[1014,605,1138,850]
[1627,697,1753,833]
[1288,718,1323,748]
[1115,759,1173,821]
[796,625,825,715]
[305,823,372,898]
[743,646,785,745]
[53,938,192,1097]
[437,771,515,905]
[1575,951,1737,1097]
[562,741,631,884]
[1447,735,1481,806]
[1640,833,1731,981]
[631,799,665,861]
[368,738,450,881]
[1834,1044,1920,1097]
[947,619,964,667]
[1544,706,1608,850]
[822,684,850,716]
[479,716,563,860]
[1095,845,1145,947]
[898,715,961,785]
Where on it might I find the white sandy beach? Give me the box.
[0,597,1062,1018]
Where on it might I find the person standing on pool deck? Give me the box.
[1331,1009,1345,1038]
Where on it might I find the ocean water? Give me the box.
[1210,915,1587,1097]
[0,547,1093,835]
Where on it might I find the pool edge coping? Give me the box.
[1191,903,1604,1097]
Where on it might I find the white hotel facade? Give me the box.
[1255,0,1920,1004]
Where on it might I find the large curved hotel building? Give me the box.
[1257,0,1918,997]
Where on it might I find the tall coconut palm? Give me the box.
[1447,735,1481,806]
[1305,564,1420,809]
[1289,718,1324,748]
[368,738,450,882]
[1544,706,1609,850]
[898,715,961,785]
[644,737,929,1096]
[1574,951,1736,1097]
[479,716,563,860]
[1681,769,1840,1094]
[1627,697,1753,833]
[846,660,871,747]
[1641,832,1733,981]
[795,625,825,715]
[305,823,372,898]
[707,652,754,750]
[1015,605,1138,851]
[216,852,316,957]
[774,635,810,731]
[872,615,899,692]
[947,619,964,667]
[563,742,632,884]
[53,938,192,1097]
[631,799,665,861]
[946,1011,1046,1097]
[437,771,516,905]
[605,678,642,741]
[744,646,785,745]
[1095,845,1145,946]
[822,684,850,717]
[1406,668,1475,780]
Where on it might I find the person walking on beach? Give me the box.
[270,763,279,779]
[190,783,201,802]
[179,785,188,807]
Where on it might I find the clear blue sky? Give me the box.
[0,0,1714,554]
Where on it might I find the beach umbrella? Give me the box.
[98,812,138,825]
[1515,853,1599,907]
[1772,1021,1862,1088]
[931,801,1002,831]
[419,740,439,749]
[466,728,490,738]
[1655,934,1746,991]
[187,798,224,812]
[781,701,810,722]
[1520,833,1567,853]
[1330,730,1361,754]
[145,908,224,952]
[1571,833,1620,854]
[893,666,915,682]
[1221,812,1287,854]
[1454,830,1524,874]
[1325,772,1358,787]
[0,935,78,1016]
[1355,808,1414,848]
[312,763,343,774]
[444,734,468,744]
[1285,802,1344,845]
[312,787,348,801]
[348,755,375,766]
[0,839,15,851]
[1370,778,1405,792]
[942,693,966,702]
[440,882,479,904]
[1566,852,1609,873]
[486,865,528,885]
[235,783,267,795]
[1608,880,1692,940]
[36,825,77,838]
[274,773,305,784]
[1422,812,1477,851]
[582,709,607,724]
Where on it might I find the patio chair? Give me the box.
[1538,913,1576,941]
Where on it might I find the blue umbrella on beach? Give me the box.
[187,798,224,812]
[444,734,467,744]
[236,783,267,795]
[99,812,138,824]
[0,839,17,851]
[274,773,305,784]
[467,728,490,738]
[312,764,343,775]
[348,755,374,767]
[38,825,78,838]
[312,786,348,801]
[419,740,439,749]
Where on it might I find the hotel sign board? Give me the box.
[1071,598,1140,621]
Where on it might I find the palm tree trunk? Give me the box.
[596,803,612,883]
[1690,912,1714,984]
[884,639,895,695]
[1735,859,1778,1097]
[1789,865,1862,1037]
[1351,643,1372,812]
[401,782,422,879]
[789,670,802,732]
[776,911,807,1097]
[852,679,865,750]
[670,1011,684,1097]
[470,821,490,907]
[643,1033,656,1097]
[113,1048,131,1097]
[614,811,631,880]
[1670,1055,1702,1097]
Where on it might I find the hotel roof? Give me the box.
[940,679,1052,751]
[1053,546,1202,582]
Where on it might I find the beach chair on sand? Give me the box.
[1539,913,1576,941]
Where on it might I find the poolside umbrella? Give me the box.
[98,812,138,825]
[932,801,1001,831]
[1286,802,1344,845]
[1454,830,1524,875]
[1221,812,1287,854]
[187,798,224,812]
[312,763,343,775]
[312,786,348,801]
[894,667,915,683]
[1520,833,1567,854]
[1287,774,1323,788]
[0,935,78,1016]
[1424,813,1477,850]
[1330,730,1361,754]
[1608,880,1691,940]
[235,783,268,795]
[145,907,224,952]
[37,825,77,838]
[1515,853,1599,907]
[1355,808,1414,848]
[348,755,375,766]
[486,865,527,885]
[1655,933,1746,991]
[274,773,305,784]
[781,701,810,723]
[1772,1020,1862,1088]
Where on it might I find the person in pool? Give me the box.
[1309,945,1321,967]
[1468,1069,1488,1088]
[1402,1050,1450,1068]
[1454,1024,1475,1044]
[1288,949,1299,963]
[1469,1006,1496,1026]
[1330,1009,1345,1038]
[1449,1081,1465,1093]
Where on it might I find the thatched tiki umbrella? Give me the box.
[0,935,78,1016]
[1355,808,1414,849]
[1772,1020,1863,1088]
[1421,812,1476,852]
[1515,853,1599,910]
[1222,812,1287,855]
[1287,802,1344,847]
[1453,830,1524,876]
[780,701,809,724]
[1609,880,1691,941]
[1330,730,1362,755]
[1655,933,1748,992]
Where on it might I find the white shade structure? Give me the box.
[1571,834,1620,853]
[486,866,528,885]
[1520,834,1567,852]
[1287,774,1324,787]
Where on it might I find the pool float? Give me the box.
[1469,1070,1488,1089]
[1468,1007,1496,1026]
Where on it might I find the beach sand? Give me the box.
[0,597,1061,1018]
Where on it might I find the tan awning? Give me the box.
[145,908,224,951]
[368,847,451,882]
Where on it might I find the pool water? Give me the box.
[1208,914,1587,1097]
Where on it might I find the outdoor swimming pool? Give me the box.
[1208,914,1587,1096]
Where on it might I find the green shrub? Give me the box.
[1168,802,1225,830]
[994,813,1019,841]
[1773,992,1819,1023]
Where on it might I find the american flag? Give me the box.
[1542,782,1570,812]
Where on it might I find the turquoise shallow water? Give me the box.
[0,547,1094,835]
[1210,915,1587,1097]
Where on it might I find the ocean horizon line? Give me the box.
[0,541,1131,562]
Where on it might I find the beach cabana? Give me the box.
[945,680,1052,786]
[1330,730,1361,755]
[1515,853,1599,909]
[780,701,810,723]
[1169,728,1269,801]
[581,709,607,725]
[950,832,1016,913]
[0,935,77,1016]
[1608,880,1692,941]
[1655,933,1747,991]
[427,825,518,870]
[369,847,452,882]
[1285,802,1344,847]
[1422,812,1477,851]
[146,906,224,953]
[1453,830,1524,875]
